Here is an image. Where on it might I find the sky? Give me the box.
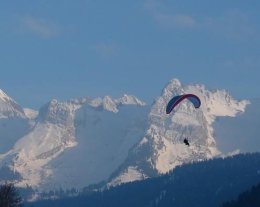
[0,0,260,109]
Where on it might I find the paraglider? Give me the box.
[166,94,201,114]
[166,94,201,146]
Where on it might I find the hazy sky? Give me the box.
[1,0,260,109]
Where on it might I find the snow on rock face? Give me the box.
[0,89,26,119]
[101,96,118,113]
[0,84,249,191]
[0,94,148,190]
[110,79,249,183]
[40,99,148,190]
[87,94,146,113]
[12,100,80,188]
[0,89,13,102]
[116,94,146,106]
[154,79,248,172]
[23,108,38,120]
[37,99,81,125]
[108,166,148,187]
[151,79,248,173]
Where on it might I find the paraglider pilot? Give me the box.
[184,138,190,146]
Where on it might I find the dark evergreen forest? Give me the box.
[222,182,260,207]
[27,153,260,207]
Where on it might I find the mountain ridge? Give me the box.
[106,79,248,186]
[0,79,255,193]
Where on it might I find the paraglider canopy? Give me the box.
[166,94,201,114]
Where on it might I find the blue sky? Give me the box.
[1,0,260,109]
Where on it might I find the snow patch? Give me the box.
[23,108,38,119]
[108,166,147,187]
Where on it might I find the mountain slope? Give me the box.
[108,79,248,186]
[222,181,260,207]
[0,79,253,192]
[29,153,260,207]
[0,94,148,190]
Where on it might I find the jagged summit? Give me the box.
[0,81,253,192]
[23,108,38,119]
[107,79,249,186]
[43,94,145,115]
[116,94,146,106]
[167,78,182,88]
[0,89,10,100]
[0,92,148,190]
[162,79,183,98]
[0,89,26,118]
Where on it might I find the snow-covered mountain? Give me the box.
[107,79,249,186]
[0,93,148,190]
[0,79,255,193]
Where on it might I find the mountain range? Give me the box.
[0,79,258,195]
